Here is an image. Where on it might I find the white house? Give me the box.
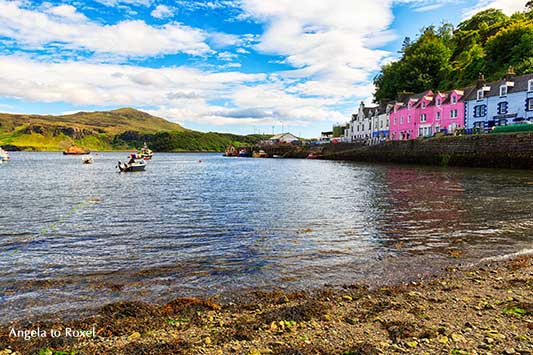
[267,132,300,144]
[371,104,391,142]
[348,102,377,141]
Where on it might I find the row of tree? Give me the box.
[373,3,533,103]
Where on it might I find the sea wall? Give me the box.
[260,133,533,169]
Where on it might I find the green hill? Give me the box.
[0,108,266,152]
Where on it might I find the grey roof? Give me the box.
[464,73,533,100]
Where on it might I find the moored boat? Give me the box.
[0,147,9,161]
[306,153,320,159]
[63,145,90,155]
[252,150,268,158]
[82,156,94,164]
[137,142,153,160]
[117,154,146,172]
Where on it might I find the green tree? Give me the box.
[485,21,533,75]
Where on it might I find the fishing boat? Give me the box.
[117,154,146,172]
[137,142,153,160]
[238,149,251,157]
[0,147,9,161]
[63,145,90,155]
[82,156,94,164]
[252,150,268,158]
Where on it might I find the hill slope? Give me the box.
[0,108,266,152]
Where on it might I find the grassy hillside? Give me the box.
[0,108,267,152]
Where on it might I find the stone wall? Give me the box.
[321,133,533,169]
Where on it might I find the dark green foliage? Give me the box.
[112,130,269,152]
[374,7,533,102]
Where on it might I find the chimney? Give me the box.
[476,73,486,89]
[504,66,516,82]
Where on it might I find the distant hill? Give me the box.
[0,108,267,152]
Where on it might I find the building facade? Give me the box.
[389,89,470,140]
[371,104,391,141]
[465,73,533,131]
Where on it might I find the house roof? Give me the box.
[464,73,533,100]
[269,132,299,140]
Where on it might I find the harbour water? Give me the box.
[0,152,532,323]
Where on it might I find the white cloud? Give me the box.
[151,4,174,19]
[0,1,210,57]
[95,0,153,7]
[0,56,347,127]
[237,0,394,106]
[466,0,526,16]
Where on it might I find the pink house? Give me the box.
[389,89,472,140]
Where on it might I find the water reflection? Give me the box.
[0,153,532,322]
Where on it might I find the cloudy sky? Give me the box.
[0,0,527,137]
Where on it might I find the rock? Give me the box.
[204,337,212,345]
[342,295,353,301]
[504,348,516,354]
[451,333,465,343]
[278,296,289,304]
[437,335,449,344]
[405,341,418,348]
[127,332,141,341]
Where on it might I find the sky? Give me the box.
[0,0,528,137]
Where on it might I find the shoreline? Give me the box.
[1,255,531,355]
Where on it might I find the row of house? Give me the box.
[340,70,533,142]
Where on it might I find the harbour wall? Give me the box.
[259,133,533,169]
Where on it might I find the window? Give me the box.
[474,105,487,118]
[408,115,411,123]
[421,101,426,109]
[436,112,441,121]
[528,98,533,111]
[419,127,423,136]
[451,95,457,104]
[529,80,533,92]
[436,98,441,107]
[451,109,458,119]
[420,113,427,122]
[435,125,440,133]
[477,89,484,100]
[400,117,404,124]
[497,102,509,115]
[394,117,397,125]
[500,85,507,97]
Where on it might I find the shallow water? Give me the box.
[0,152,532,322]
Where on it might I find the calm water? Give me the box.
[1,152,532,322]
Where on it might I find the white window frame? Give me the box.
[436,112,441,121]
[408,115,411,123]
[436,98,441,107]
[529,80,533,92]
[420,113,427,122]
[528,99,533,111]
[421,101,426,109]
[451,95,457,104]
[477,89,484,100]
[451,109,458,119]
[400,116,404,124]
[500,85,507,97]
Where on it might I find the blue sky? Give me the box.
[0,0,527,137]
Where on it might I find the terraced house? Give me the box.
[464,72,533,131]
[389,88,472,141]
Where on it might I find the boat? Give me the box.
[238,149,251,157]
[137,142,154,160]
[0,147,9,161]
[63,145,90,155]
[117,154,146,172]
[224,144,239,157]
[82,156,94,164]
[306,153,320,159]
[252,150,268,158]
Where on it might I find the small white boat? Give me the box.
[0,148,10,161]
[117,154,146,172]
[82,156,94,164]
